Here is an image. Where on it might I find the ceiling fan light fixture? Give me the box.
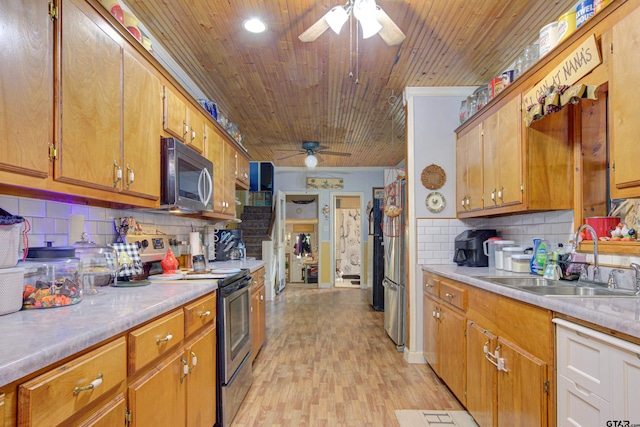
[325,6,349,34]
[353,0,382,38]
[304,153,318,168]
[243,18,267,33]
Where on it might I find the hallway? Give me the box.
[232,287,463,426]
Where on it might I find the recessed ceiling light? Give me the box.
[243,18,267,33]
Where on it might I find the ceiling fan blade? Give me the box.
[375,6,406,46]
[277,152,306,161]
[298,13,331,42]
[315,153,324,163]
[317,150,351,157]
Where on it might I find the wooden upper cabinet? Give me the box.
[57,0,122,190]
[205,123,227,214]
[163,85,188,141]
[610,6,640,199]
[456,124,483,215]
[123,48,162,200]
[0,0,52,179]
[483,96,523,210]
[236,150,250,188]
[224,142,237,215]
[186,106,205,153]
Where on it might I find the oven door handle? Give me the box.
[198,168,212,207]
[222,276,252,295]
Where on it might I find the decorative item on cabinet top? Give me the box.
[421,164,446,190]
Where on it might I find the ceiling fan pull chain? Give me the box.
[349,12,354,79]
[355,21,360,84]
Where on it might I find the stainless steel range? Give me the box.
[216,269,253,427]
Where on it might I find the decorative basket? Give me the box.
[0,223,22,268]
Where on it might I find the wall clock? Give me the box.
[426,192,446,213]
[421,164,446,190]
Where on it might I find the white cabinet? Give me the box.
[555,319,640,426]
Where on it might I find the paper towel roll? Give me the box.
[68,215,85,244]
[190,232,202,256]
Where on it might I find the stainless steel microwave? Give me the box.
[160,137,213,212]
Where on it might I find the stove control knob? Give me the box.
[138,239,149,251]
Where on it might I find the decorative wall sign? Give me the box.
[522,35,601,111]
[373,188,385,199]
[421,164,446,190]
[307,177,344,190]
[426,191,446,213]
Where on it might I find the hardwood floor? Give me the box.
[232,287,463,426]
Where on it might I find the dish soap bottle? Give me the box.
[530,238,548,275]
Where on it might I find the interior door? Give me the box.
[275,190,286,293]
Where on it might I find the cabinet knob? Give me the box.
[180,356,189,383]
[445,292,455,299]
[199,310,211,318]
[189,350,198,373]
[113,160,122,188]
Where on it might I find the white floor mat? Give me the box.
[395,410,478,427]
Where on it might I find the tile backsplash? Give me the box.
[417,209,640,269]
[0,195,216,253]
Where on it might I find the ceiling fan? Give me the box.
[299,0,406,46]
[277,141,351,167]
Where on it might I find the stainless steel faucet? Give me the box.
[630,263,640,296]
[573,224,600,283]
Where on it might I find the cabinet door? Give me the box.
[163,86,188,141]
[186,327,216,427]
[259,286,266,350]
[127,350,186,427]
[610,6,640,198]
[456,125,483,214]
[57,0,122,190]
[611,343,640,423]
[482,113,500,209]
[497,337,548,427]
[439,305,466,404]
[123,48,162,200]
[205,124,227,213]
[236,152,250,188]
[0,0,52,178]
[466,321,496,427]
[77,393,126,427]
[186,107,205,153]
[422,295,439,373]
[250,288,261,363]
[496,96,523,207]
[223,142,237,215]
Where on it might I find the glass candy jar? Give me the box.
[22,255,82,309]
[73,233,119,295]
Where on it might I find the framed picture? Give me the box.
[306,177,344,190]
[373,188,385,199]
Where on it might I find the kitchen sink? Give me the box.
[481,276,563,287]
[479,276,637,297]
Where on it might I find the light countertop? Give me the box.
[422,265,640,340]
[0,259,267,387]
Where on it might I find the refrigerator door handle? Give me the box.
[382,278,397,290]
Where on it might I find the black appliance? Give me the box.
[216,269,253,427]
[369,197,384,311]
[453,229,497,267]
[160,137,213,212]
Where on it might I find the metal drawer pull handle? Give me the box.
[73,373,103,395]
[445,292,455,299]
[199,310,211,318]
[180,356,188,383]
[156,333,173,344]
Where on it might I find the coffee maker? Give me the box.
[453,229,497,267]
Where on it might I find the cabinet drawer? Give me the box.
[129,310,184,374]
[440,280,467,311]
[556,323,611,397]
[423,273,439,297]
[184,293,216,337]
[557,374,610,427]
[18,337,126,427]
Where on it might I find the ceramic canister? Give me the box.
[539,21,559,56]
[558,8,576,43]
[595,0,612,13]
[576,0,595,28]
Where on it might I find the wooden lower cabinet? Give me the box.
[0,393,4,427]
[423,272,553,427]
[127,325,216,427]
[77,393,126,427]
[250,267,267,363]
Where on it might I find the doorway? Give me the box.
[333,194,363,288]
[284,194,319,288]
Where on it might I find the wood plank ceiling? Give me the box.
[122,0,578,167]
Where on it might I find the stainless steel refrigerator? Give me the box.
[382,178,406,351]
